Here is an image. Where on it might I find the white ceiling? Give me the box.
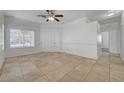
[3,10,122,24]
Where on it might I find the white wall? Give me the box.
[120,26,124,61]
[120,11,124,61]
[101,22,120,54]
[62,18,100,59]
[97,23,102,58]
[0,13,5,70]
[5,16,41,57]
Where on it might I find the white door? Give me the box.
[53,31,61,51]
[41,31,53,51]
[41,31,61,52]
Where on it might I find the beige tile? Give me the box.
[110,63,124,72]
[83,58,96,63]
[7,75,24,82]
[6,70,22,79]
[59,75,76,82]
[110,63,124,82]
[67,60,81,68]
[111,57,122,64]
[58,65,73,74]
[97,58,110,66]
[0,52,124,82]
[40,64,57,74]
[110,71,124,82]
[46,70,66,81]
[85,69,109,82]
[0,73,8,82]
[55,58,71,64]
[33,76,50,82]
[5,57,18,64]
[93,63,109,72]
[75,66,91,74]
[67,69,88,81]
[52,61,65,68]
[23,71,44,82]
[35,61,49,68]
[5,60,19,66]
[21,66,40,75]
[3,66,21,74]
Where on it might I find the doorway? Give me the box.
[101,32,109,52]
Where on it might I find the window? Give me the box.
[10,29,34,48]
[0,24,4,50]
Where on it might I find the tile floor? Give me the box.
[0,52,124,82]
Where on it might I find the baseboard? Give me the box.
[6,50,43,58]
[61,51,97,61]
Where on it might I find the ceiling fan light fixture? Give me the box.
[48,17,54,21]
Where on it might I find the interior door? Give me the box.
[41,31,61,52]
[41,31,53,51]
[53,31,61,51]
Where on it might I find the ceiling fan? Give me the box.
[37,10,64,22]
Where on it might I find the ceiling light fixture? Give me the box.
[48,17,54,21]
[105,10,121,17]
[107,12,114,16]
[105,10,115,17]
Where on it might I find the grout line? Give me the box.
[59,60,96,82]
[18,64,26,82]
[57,64,80,82]
[53,62,80,82]
[83,61,97,81]
[109,53,111,82]
[83,53,103,82]
[36,67,52,82]
[0,60,6,76]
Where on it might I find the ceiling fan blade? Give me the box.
[55,15,63,17]
[37,15,49,18]
[54,17,60,22]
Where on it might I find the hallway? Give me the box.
[0,52,124,82]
